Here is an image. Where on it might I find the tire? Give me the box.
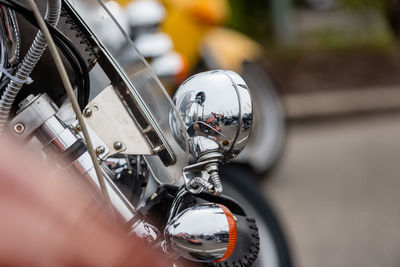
[219,164,293,267]
[233,61,286,176]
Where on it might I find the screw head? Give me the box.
[95,146,105,155]
[153,145,163,154]
[113,141,123,150]
[83,108,92,117]
[14,123,25,134]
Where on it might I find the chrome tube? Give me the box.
[35,115,136,221]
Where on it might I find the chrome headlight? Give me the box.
[170,70,253,162]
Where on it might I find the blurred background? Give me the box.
[113,0,400,266]
[232,1,400,267]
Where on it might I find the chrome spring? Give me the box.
[189,177,214,193]
[208,171,223,195]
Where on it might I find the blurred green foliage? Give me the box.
[227,0,272,42]
[227,0,396,53]
[306,28,394,53]
[339,0,389,11]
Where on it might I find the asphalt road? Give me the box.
[262,112,400,267]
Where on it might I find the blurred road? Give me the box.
[263,112,400,267]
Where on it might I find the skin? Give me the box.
[0,137,169,267]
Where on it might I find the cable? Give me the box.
[0,77,10,95]
[25,0,113,213]
[0,0,61,131]
[2,0,190,173]
[54,37,86,109]
[0,0,90,110]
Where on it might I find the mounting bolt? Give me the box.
[153,145,164,154]
[95,146,105,155]
[83,108,92,117]
[14,123,25,134]
[113,141,123,150]
[205,163,222,195]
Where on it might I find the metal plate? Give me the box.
[83,85,152,157]
[63,0,189,184]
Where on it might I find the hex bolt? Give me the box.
[14,123,25,134]
[113,141,123,150]
[83,108,92,117]
[95,146,105,155]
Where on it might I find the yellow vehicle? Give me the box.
[160,0,263,73]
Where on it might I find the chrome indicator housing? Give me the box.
[164,203,237,262]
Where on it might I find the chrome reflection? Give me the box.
[170,70,253,162]
[164,203,236,262]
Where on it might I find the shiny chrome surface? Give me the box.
[0,6,20,67]
[8,94,57,141]
[234,63,286,173]
[130,219,160,245]
[125,0,166,29]
[170,70,253,162]
[12,94,137,222]
[64,0,189,184]
[180,159,221,194]
[82,85,152,158]
[74,153,136,221]
[164,203,235,262]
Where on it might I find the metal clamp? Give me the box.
[182,158,223,195]
[8,94,57,140]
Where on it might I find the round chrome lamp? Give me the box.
[170,70,253,162]
[164,203,237,263]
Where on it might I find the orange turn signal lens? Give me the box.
[215,204,237,262]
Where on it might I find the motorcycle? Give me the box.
[0,0,291,266]
[120,0,286,177]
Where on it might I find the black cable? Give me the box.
[54,36,86,109]
[52,24,91,108]
[0,0,91,110]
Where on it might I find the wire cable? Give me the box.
[0,0,90,110]
[25,0,113,212]
[0,0,61,131]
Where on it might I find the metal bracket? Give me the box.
[82,85,153,158]
[72,120,110,160]
[8,94,57,140]
[182,159,219,194]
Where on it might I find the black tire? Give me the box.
[233,61,286,177]
[218,164,293,267]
